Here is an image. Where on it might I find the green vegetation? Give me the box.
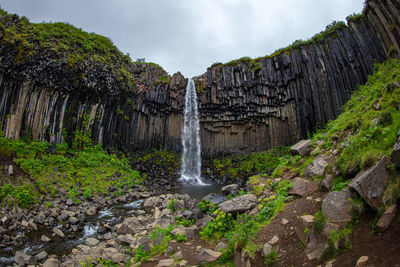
[0,130,145,207]
[134,149,179,176]
[212,147,290,180]
[0,9,164,91]
[312,59,400,178]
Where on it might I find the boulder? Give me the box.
[305,232,329,260]
[43,257,59,267]
[221,184,239,195]
[111,252,128,263]
[202,193,226,205]
[14,251,36,265]
[85,237,100,246]
[349,157,389,210]
[218,194,257,213]
[53,227,65,238]
[196,248,222,265]
[376,204,397,232]
[392,131,400,166]
[304,158,328,178]
[289,177,318,197]
[290,140,312,156]
[142,196,162,210]
[322,189,352,223]
[115,217,145,234]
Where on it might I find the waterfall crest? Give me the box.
[180,79,203,184]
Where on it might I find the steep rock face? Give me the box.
[194,0,400,155]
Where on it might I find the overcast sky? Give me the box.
[0,0,364,78]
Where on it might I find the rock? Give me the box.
[376,204,397,232]
[349,157,389,210]
[300,215,314,224]
[218,194,257,213]
[304,158,328,178]
[268,235,279,246]
[281,218,289,225]
[322,174,334,190]
[35,211,47,224]
[14,251,36,265]
[322,189,352,223]
[305,232,329,260]
[8,164,13,175]
[117,233,135,244]
[261,243,273,257]
[66,199,74,206]
[196,248,222,265]
[215,241,228,251]
[356,256,369,267]
[142,196,162,210]
[290,140,312,156]
[153,207,161,220]
[322,223,339,237]
[85,206,97,216]
[35,251,48,261]
[295,215,314,245]
[85,237,100,246]
[202,193,227,205]
[41,235,51,242]
[392,134,400,166]
[28,221,38,231]
[197,215,213,227]
[43,257,59,267]
[221,184,239,195]
[115,217,145,234]
[111,253,128,263]
[77,244,90,254]
[289,177,318,197]
[68,216,78,224]
[172,251,183,259]
[53,227,65,238]
[155,218,172,229]
[157,259,175,267]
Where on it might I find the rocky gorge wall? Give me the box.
[0,0,399,156]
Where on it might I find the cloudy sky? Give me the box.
[0,0,364,77]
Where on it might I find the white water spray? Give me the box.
[180,79,204,184]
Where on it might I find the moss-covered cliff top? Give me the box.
[0,9,166,92]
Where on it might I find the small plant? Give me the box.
[314,211,325,234]
[328,228,352,251]
[264,251,278,265]
[174,233,187,242]
[167,198,177,212]
[133,245,151,263]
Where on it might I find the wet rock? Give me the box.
[356,256,369,267]
[202,193,226,205]
[290,140,312,156]
[221,184,239,195]
[14,251,36,265]
[349,157,389,210]
[157,259,175,267]
[196,248,222,265]
[35,251,48,262]
[53,227,65,238]
[35,211,47,224]
[304,158,328,178]
[376,204,397,232]
[85,237,100,246]
[289,177,318,197]
[322,189,352,223]
[218,194,257,213]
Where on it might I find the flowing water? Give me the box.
[180,79,204,184]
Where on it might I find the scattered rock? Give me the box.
[322,223,339,237]
[142,196,162,211]
[305,232,329,260]
[349,157,389,210]
[68,216,78,224]
[290,140,312,156]
[376,204,397,232]
[218,194,257,213]
[35,251,48,262]
[196,248,222,265]
[115,217,145,234]
[221,184,239,195]
[155,218,172,229]
[322,174,334,190]
[153,207,161,220]
[202,193,227,205]
[268,235,279,246]
[300,215,314,224]
[85,206,97,216]
[215,241,228,252]
[111,252,128,263]
[84,237,100,247]
[43,257,59,267]
[53,227,65,238]
[304,158,328,178]
[35,211,47,224]
[289,177,318,197]
[14,251,36,265]
[356,256,369,267]
[41,235,51,242]
[281,218,289,226]
[261,243,273,257]
[322,189,352,223]
[66,199,74,206]
[157,259,175,267]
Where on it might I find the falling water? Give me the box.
[180,79,203,184]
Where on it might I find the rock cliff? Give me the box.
[0,0,399,155]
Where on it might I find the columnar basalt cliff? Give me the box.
[0,0,399,155]
[194,0,400,155]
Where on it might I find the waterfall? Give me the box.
[180,79,204,184]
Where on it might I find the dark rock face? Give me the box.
[0,0,399,155]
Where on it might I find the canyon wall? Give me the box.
[0,0,399,155]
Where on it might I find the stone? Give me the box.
[392,135,400,167]
[35,211,47,224]
[215,241,228,251]
[142,196,162,210]
[41,235,51,242]
[268,235,279,245]
[305,232,329,260]
[111,253,128,263]
[376,204,397,232]
[85,206,97,216]
[14,251,36,265]
[43,257,59,267]
[304,158,328,178]
[322,223,339,237]
[221,184,239,195]
[85,237,100,246]
[66,199,74,206]
[115,217,145,234]
[281,218,289,225]
[289,177,318,197]
[261,243,273,257]
[322,174,334,190]
[8,164,13,175]
[68,216,78,224]
[356,256,369,267]
[117,233,135,244]
[349,157,389,210]
[35,251,48,261]
[53,227,65,238]
[28,221,38,231]
[218,194,257,213]
[290,140,313,157]
[172,251,183,259]
[300,215,314,224]
[196,248,222,265]
[155,218,172,229]
[322,189,352,223]
[157,259,175,267]
[77,244,90,254]
[202,193,227,205]
[153,207,161,220]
